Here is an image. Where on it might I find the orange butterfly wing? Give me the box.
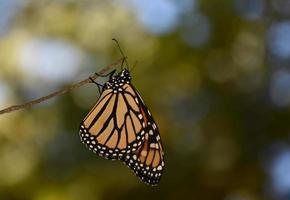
[79,83,146,160]
[123,133,164,185]
[79,69,165,185]
[122,91,165,185]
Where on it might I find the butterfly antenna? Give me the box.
[112,38,129,70]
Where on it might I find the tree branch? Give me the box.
[0,58,124,115]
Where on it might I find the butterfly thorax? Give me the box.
[103,69,131,92]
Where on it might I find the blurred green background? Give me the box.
[1,0,290,199]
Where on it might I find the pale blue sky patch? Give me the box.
[270,69,290,107]
[17,38,88,100]
[18,38,85,84]
[180,13,211,47]
[0,0,26,36]
[268,21,290,59]
[0,81,10,107]
[270,147,290,196]
[120,0,196,35]
[234,0,264,20]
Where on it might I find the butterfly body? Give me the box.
[79,69,164,185]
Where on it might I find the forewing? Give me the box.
[79,84,147,160]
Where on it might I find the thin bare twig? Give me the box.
[0,58,124,115]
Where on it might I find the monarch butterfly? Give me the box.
[79,40,164,185]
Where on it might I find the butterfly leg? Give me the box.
[95,70,116,79]
[89,77,104,94]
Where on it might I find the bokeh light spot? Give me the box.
[123,0,195,35]
[0,0,25,36]
[268,21,290,59]
[267,146,290,197]
[272,0,290,16]
[270,69,290,107]
[0,81,10,107]
[234,0,264,20]
[181,14,211,47]
[18,38,85,84]
[131,0,179,34]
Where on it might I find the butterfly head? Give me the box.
[104,69,131,91]
[120,68,130,78]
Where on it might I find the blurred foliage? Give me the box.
[1,0,290,200]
